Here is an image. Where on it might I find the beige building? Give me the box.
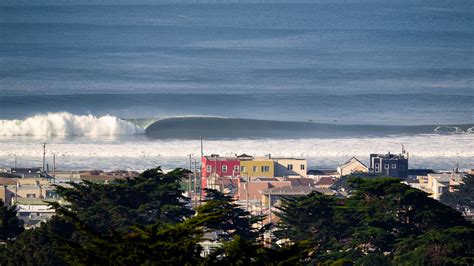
[418,173,465,200]
[337,157,368,177]
[273,158,307,178]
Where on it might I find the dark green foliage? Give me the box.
[202,236,270,266]
[347,178,468,253]
[53,167,193,234]
[59,215,205,265]
[440,174,474,216]
[275,177,473,264]
[0,216,72,266]
[197,189,263,241]
[2,171,473,265]
[276,192,355,261]
[0,200,23,241]
[393,226,474,265]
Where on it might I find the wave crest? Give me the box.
[0,113,144,136]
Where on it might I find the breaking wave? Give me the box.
[0,112,144,136]
[1,113,473,138]
[145,117,474,139]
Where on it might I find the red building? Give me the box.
[201,154,240,192]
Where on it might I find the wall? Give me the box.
[274,159,307,177]
[240,160,275,178]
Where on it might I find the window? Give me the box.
[240,166,246,172]
[391,164,397,169]
[374,163,379,173]
[375,163,379,168]
[287,164,293,170]
[222,165,228,173]
[253,166,258,172]
[206,165,212,172]
[262,166,270,172]
[384,164,390,169]
[300,164,305,170]
[234,165,239,172]
[26,194,36,198]
[46,191,57,198]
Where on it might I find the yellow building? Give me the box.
[239,158,275,178]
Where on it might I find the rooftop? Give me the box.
[260,186,334,196]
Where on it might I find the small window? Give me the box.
[26,194,36,198]
[375,163,379,168]
[46,191,57,198]
[300,164,305,170]
[384,164,389,169]
[206,165,212,172]
[222,165,228,173]
[287,164,293,170]
[240,166,246,172]
[253,166,258,172]
[262,166,270,172]
[234,165,239,172]
[375,167,379,173]
[391,164,397,169]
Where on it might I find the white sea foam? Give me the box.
[0,134,473,171]
[0,113,144,136]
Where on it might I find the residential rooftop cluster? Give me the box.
[0,149,472,230]
[0,168,139,228]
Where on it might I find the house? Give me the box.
[260,186,335,206]
[423,172,465,200]
[273,158,307,178]
[314,176,336,189]
[307,169,339,180]
[15,198,59,229]
[10,168,42,179]
[369,152,408,178]
[201,155,240,192]
[337,157,368,177]
[239,156,275,179]
[201,154,308,192]
[237,179,292,202]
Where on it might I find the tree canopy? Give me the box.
[440,174,474,217]
[0,171,472,265]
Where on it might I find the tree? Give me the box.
[52,167,193,234]
[440,174,474,216]
[275,177,473,264]
[1,167,194,265]
[196,189,263,241]
[276,191,355,262]
[0,216,73,266]
[0,200,23,242]
[393,226,474,265]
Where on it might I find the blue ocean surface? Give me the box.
[0,1,473,170]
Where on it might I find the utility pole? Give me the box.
[14,154,17,168]
[188,154,192,202]
[52,153,56,184]
[42,143,46,173]
[246,174,250,212]
[200,136,203,158]
[193,159,198,208]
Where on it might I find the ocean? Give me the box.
[0,1,473,171]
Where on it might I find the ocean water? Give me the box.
[0,1,473,171]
